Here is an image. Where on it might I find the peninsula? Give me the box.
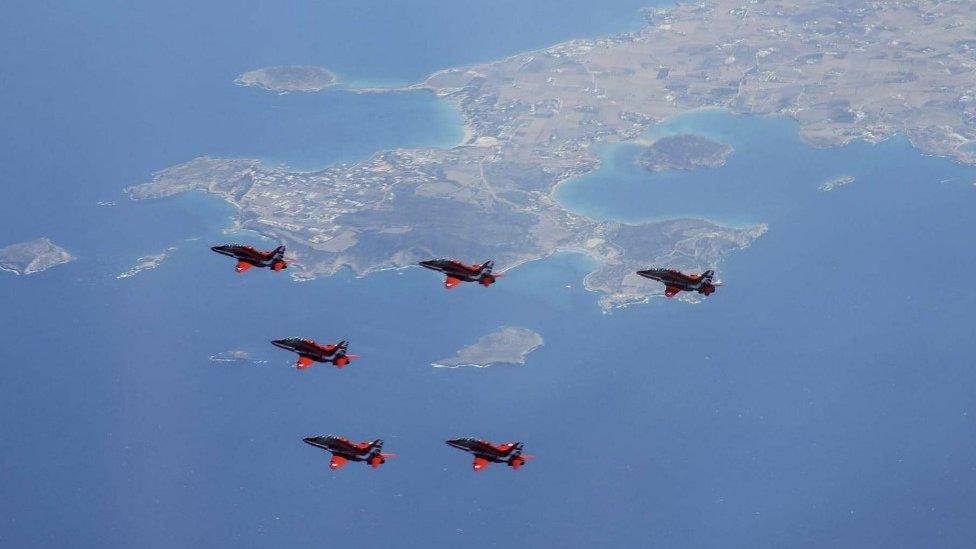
[0,238,75,275]
[432,327,544,368]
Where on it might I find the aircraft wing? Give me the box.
[444,276,461,289]
[329,455,349,470]
[296,356,315,370]
[664,285,681,298]
[472,456,490,471]
[235,261,253,273]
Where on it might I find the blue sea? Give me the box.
[3,2,976,548]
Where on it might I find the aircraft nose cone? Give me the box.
[419,260,435,268]
[271,339,292,350]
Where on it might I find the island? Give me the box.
[210,350,267,365]
[636,134,733,172]
[234,65,337,93]
[0,237,75,275]
[129,0,976,310]
[116,247,176,279]
[819,176,855,192]
[432,327,543,368]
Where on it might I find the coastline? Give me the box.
[123,0,976,309]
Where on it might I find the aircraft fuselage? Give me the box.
[304,435,389,469]
[272,338,353,369]
[303,436,379,461]
[272,338,340,361]
[211,244,287,272]
[419,259,498,288]
[636,268,716,297]
[446,438,527,470]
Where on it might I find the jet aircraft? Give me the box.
[418,259,501,289]
[636,267,719,298]
[445,438,533,471]
[303,435,393,470]
[211,244,287,273]
[271,338,359,370]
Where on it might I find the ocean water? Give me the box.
[553,109,976,228]
[3,2,976,548]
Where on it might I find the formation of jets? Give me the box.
[302,435,532,472]
[209,243,719,299]
[210,242,725,472]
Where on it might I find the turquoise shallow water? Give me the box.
[555,109,976,229]
[3,2,976,548]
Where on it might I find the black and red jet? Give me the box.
[303,435,394,470]
[636,267,719,298]
[418,259,501,289]
[445,438,533,471]
[271,338,359,370]
[211,244,287,273]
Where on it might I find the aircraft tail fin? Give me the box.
[367,440,390,468]
[368,451,394,469]
[478,260,501,286]
[270,245,288,271]
[332,342,358,368]
[509,453,534,470]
